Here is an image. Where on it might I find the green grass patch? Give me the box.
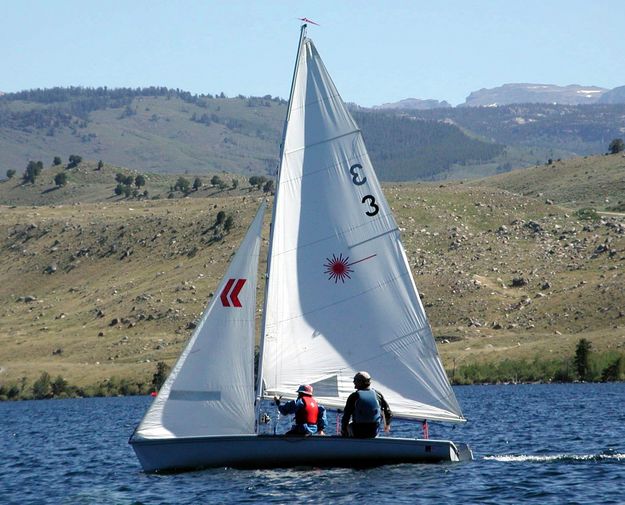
[575,207,600,221]
[451,350,625,385]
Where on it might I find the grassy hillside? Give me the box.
[1,154,624,395]
[476,152,625,211]
[0,87,502,181]
[0,159,253,206]
[0,92,284,176]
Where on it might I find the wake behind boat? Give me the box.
[130,23,473,472]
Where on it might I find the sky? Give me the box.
[2,0,624,107]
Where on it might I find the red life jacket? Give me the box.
[295,395,319,425]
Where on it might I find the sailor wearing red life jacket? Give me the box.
[274,384,327,436]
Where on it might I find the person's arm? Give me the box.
[376,391,392,430]
[316,404,327,433]
[277,399,298,416]
[341,393,357,435]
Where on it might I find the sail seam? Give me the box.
[271,215,396,258]
[284,129,361,156]
[288,90,346,117]
[279,144,368,185]
[383,327,439,355]
[169,390,221,401]
[382,330,426,351]
[348,228,400,249]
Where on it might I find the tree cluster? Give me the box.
[453,337,625,384]
[175,177,189,193]
[190,112,219,126]
[209,175,228,190]
[22,160,43,184]
[32,371,62,399]
[353,110,505,181]
[66,154,82,169]
[0,86,208,134]
[248,175,275,192]
[0,86,283,133]
[54,172,68,187]
[0,369,150,400]
[207,210,236,243]
[573,338,624,382]
[608,138,624,154]
[114,172,147,198]
[151,361,171,391]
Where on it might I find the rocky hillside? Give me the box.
[1,154,624,392]
[0,194,270,391]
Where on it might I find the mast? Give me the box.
[254,23,308,421]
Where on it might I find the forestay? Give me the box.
[133,203,266,439]
[259,37,464,423]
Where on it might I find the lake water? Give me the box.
[1,383,624,504]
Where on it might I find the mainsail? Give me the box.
[259,34,464,423]
[133,203,266,439]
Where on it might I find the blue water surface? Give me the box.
[1,383,623,504]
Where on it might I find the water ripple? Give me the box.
[484,452,625,462]
[1,383,624,504]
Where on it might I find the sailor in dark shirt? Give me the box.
[341,371,392,438]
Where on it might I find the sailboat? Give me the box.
[130,24,473,472]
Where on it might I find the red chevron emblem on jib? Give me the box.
[220,278,246,307]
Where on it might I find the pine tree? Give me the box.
[574,338,592,381]
[608,138,624,154]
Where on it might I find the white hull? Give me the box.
[130,435,473,473]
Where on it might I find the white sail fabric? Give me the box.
[133,203,266,439]
[260,38,464,423]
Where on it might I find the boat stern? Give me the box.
[451,442,474,462]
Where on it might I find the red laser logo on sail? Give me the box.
[220,278,246,307]
[324,253,377,283]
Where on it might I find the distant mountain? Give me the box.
[461,83,607,107]
[597,85,625,104]
[373,98,452,110]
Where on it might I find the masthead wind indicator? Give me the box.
[298,17,320,26]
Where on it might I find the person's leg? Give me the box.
[351,423,379,438]
[285,425,311,436]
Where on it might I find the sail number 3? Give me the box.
[349,163,379,216]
